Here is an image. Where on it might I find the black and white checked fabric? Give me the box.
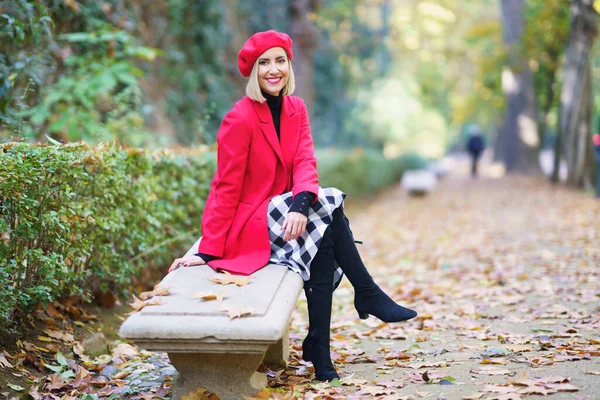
[268,187,346,289]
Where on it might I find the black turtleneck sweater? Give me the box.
[195,92,315,263]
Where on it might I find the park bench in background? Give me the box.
[119,238,304,400]
[401,169,437,196]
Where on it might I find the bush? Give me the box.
[0,142,423,336]
[0,142,215,335]
[316,148,428,197]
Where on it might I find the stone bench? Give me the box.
[400,169,437,196]
[119,238,304,400]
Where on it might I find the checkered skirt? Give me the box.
[268,187,346,289]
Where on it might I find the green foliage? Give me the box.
[163,0,234,144]
[0,1,54,132]
[0,142,215,335]
[312,1,393,148]
[21,28,156,144]
[317,148,427,197]
[0,1,159,146]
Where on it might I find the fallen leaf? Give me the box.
[181,385,220,400]
[244,388,271,399]
[481,358,508,365]
[43,329,75,343]
[218,304,253,319]
[140,285,171,300]
[191,290,228,302]
[462,393,485,400]
[357,385,395,396]
[471,366,516,376]
[112,343,139,360]
[129,295,146,312]
[0,354,13,368]
[545,383,579,392]
[46,373,68,390]
[209,271,252,286]
[27,385,43,400]
[128,294,165,314]
[584,370,600,375]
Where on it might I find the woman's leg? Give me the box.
[303,226,339,381]
[330,208,417,322]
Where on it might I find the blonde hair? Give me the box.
[246,56,295,102]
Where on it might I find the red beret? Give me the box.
[238,30,293,77]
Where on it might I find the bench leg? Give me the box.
[264,326,289,365]
[168,352,267,400]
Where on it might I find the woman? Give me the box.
[169,30,417,382]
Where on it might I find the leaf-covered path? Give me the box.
[289,166,599,399]
[3,160,599,400]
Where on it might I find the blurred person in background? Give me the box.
[593,133,600,198]
[168,30,417,382]
[466,124,485,178]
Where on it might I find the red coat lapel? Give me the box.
[280,96,300,169]
[252,100,284,165]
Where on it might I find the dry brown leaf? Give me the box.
[483,385,519,394]
[112,343,139,360]
[0,354,13,368]
[545,383,579,392]
[181,386,220,400]
[243,388,271,399]
[462,393,485,400]
[46,373,68,390]
[471,366,516,376]
[584,370,600,375]
[218,304,253,320]
[340,378,368,386]
[357,385,395,396]
[27,385,43,400]
[73,343,90,362]
[481,358,508,365]
[208,271,251,286]
[43,329,75,343]
[113,370,131,380]
[140,285,171,300]
[145,296,165,306]
[129,294,146,312]
[128,294,165,314]
[191,290,228,302]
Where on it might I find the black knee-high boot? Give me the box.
[330,208,417,322]
[302,227,339,382]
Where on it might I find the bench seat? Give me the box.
[119,239,304,400]
[401,169,437,195]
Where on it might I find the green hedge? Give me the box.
[317,148,428,197]
[0,143,424,335]
[0,143,215,334]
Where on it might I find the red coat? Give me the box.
[198,95,319,275]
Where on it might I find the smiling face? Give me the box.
[257,47,289,96]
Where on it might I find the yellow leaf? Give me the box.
[139,285,171,300]
[191,291,217,301]
[181,386,220,400]
[217,304,253,320]
[208,271,251,286]
[191,290,228,302]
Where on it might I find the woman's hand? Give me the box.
[282,211,308,242]
[168,255,207,273]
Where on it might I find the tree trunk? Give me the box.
[497,0,541,173]
[555,0,598,188]
[289,0,320,112]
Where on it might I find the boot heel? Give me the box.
[358,311,369,319]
